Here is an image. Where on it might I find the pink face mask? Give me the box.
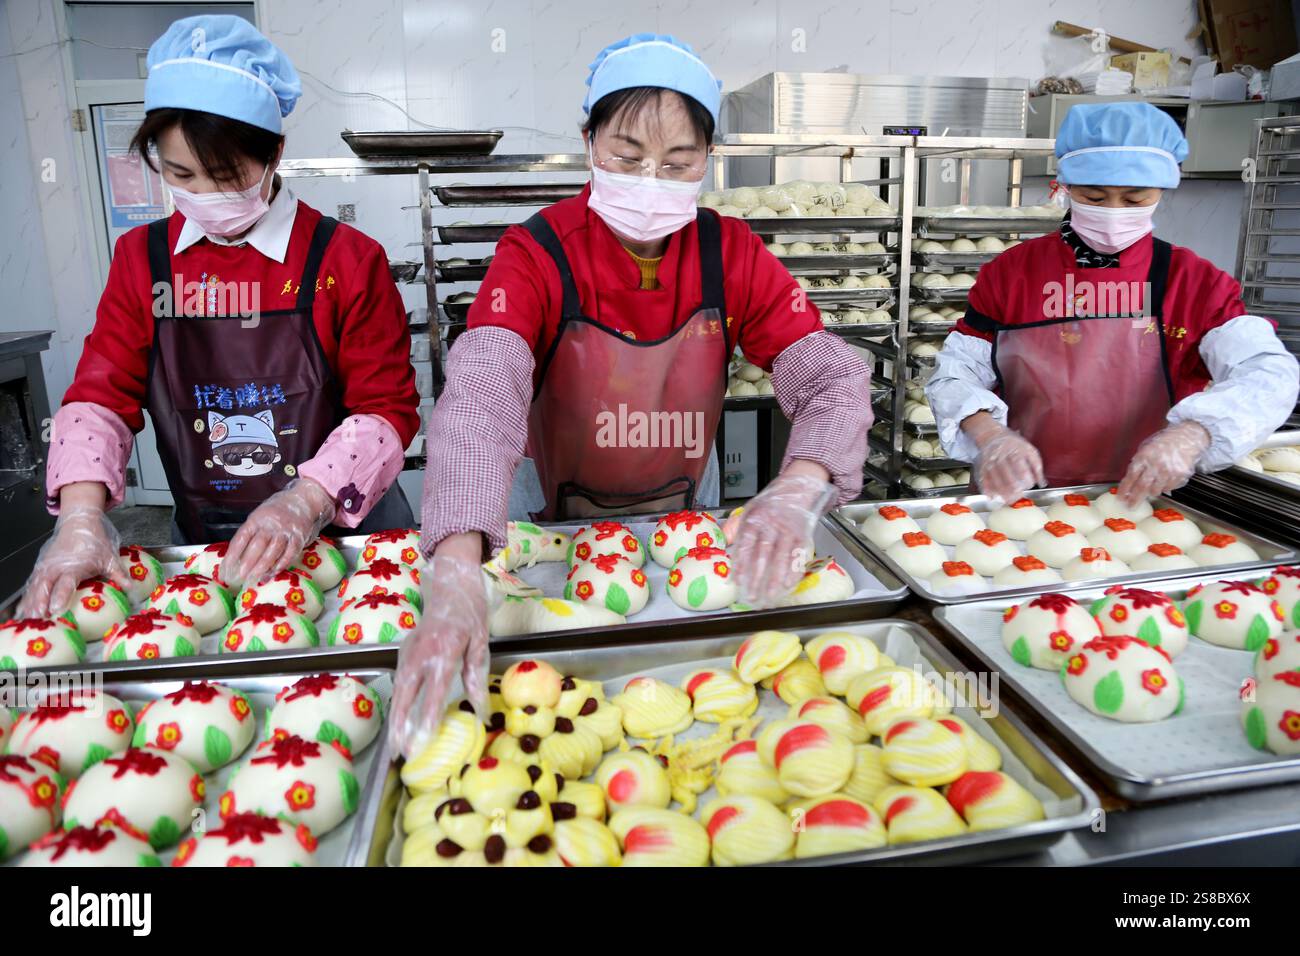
[1068,198,1159,254]
[168,165,272,238]
[587,148,704,242]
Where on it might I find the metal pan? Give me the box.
[441,299,474,322]
[380,620,1099,866]
[907,318,959,336]
[918,216,1061,236]
[911,285,972,303]
[388,260,421,283]
[806,288,895,305]
[1226,464,1300,499]
[904,453,971,472]
[742,216,901,235]
[913,251,1001,268]
[777,253,895,272]
[933,571,1300,802]
[835,483,1298,605]
[341,130,503,158]
[435,262,488,282]
[437,224,509,244]
[434,184,582,207]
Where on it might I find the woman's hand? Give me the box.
[224,478,336,586]
[1118,421,1210,507]
[725,466,837,608]
[965,413,1044,505]
[389,548,491,758]
[19,485,130,619]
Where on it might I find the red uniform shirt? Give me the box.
[64,200,420,445]
[957,231,1249,403]
[466,185,822,371]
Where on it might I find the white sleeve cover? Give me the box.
[925,331,1008,462]
[1167,314,1300,471]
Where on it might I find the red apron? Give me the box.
[521,210,729,520]
[991,238,1174,485]
[144,215,410,543]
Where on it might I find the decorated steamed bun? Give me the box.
[1093,487,1153,522]
[400,704,487,794]
[928,561,987,596]
[761,720,854,797]
[1089,518,1153,563]
[1000,592,1102,670]
[21,824,160,867]
[946,771,1044,831]
[1183,580,1284,651]
[778,556,854,607]
[804,630,882,695]
[102,609,200,662]
[1136,508,1203,551]
[1027,521,1091,568]
[63,748,204,848]
[875,785,967,844]
[221,602,318,653]
[266,674,383,756]
[1261,566,1300,629]
[357,528,423,570]
[1131,543,1198,572]
[132,681,254,773]
[608,807,710,866]
[182,541,233,586]
[64,579,130,643]
[935,715,1002,772]
[596,748,672,811]
[0,754,63,859]
[148,573,232,634]
[846,666,943,736]
[554,817,622,867]
[787,696,868,743]
[1045,493,1103,534]
[986,498,1049,540]
[886,531,946,577]
[715,739,789,804]
[794,795,886,859]
[954,530,1019,576]
[924,502,986,545]
[0,617,85,669]
[297,536,348,590]
[1242,668,1300,756]
[993,555,1063,587]
[611,677,693,737]
[650,510,725,567]
[568,521,645,569]
[564,553,650,616]
[734,630,802,683]
[861,505,921,548]
[667,546,736,611]
[1089,586,1188,656]
[1062,547,1130,581]
[539,716,603,779]
[328,591,420,646]
[220,734,358,836]
[173,811,318,867]
[880,718,967,786]
[1063,636,1182,722]
[702,794,795,865]
[117,545,164,604]
[238,569,325,620]
[681,668,757,722]
[6,689,133,779]
[500,660,563,709]
[459,756,533,816]
[1188,533,1260,566]
[338,558,422,609]
[762,658,828,704]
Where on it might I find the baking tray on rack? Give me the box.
[905,453,970,472]
[907,317,958,336]
[806,288,894,305]
[441,300,474,322]
[388,260,421,283]
[3,663,397,866]
[437,224,510,244]
[381,620,1099,867]
[341,130,503,158]
[1226,464,1300,498]
[741,216,900,235]
[914,251,1001,268]
[933,570,1300,801]
[777,253,894,272]
[918,216,1061,236]
[911,285,972,303]
[834,483,1297,605]
[900,481,972,499]
[435,259,491,282]
[433,184,581,206]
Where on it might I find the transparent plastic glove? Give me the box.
[1118,420,1211,507]
[389,556,491,759]
[224,478,336,587]
[18,505,130,619]
[971,422,1045,505]
[725,472,837,608]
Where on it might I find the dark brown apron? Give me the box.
[145,215,412,544]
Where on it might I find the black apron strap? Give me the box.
[147,218,173,316]
[523,213,583,319]
[695,208,730,355]
[1146,238,1176,404]
[295,216,339,311]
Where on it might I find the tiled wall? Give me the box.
[2,0,1251,414]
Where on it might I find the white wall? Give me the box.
[1,0,1253,415]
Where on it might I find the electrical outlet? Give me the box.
[336,204,356,223]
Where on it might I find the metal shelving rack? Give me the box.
[1236,114,1300,430]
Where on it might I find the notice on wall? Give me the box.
[93,102,165,246]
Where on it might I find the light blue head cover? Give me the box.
[1055,102,1189,189]
[583,34,722,124]
[145,15,301,133]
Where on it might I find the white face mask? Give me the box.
[1068,198,1158,254]
[587,147,704,243]
[168,165,272,238]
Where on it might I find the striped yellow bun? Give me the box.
[787,696,869,743]
[794,795,887,859]
[575,699,624,751]
[880,718,968,787]
[841,743,903,805]
[876,785,967,845]
[733,630,803,683]
[846,666,939,737]
[611,677,693,737]
[946,771,1045,831]
[551,780,606,821]
[762,658,828,704]
[609,807,711,866]
[768,720,855,798]
[804,630,884,695]
[400,704,486,793]
[596,748,672,811]
[935,715,1002,772]
[554,817,621,866]
[702,794,796,866]
[681,667,759,722]
[716,739,790,804]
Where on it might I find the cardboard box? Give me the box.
[1197,0,1298,71]
[1111,52,1173,90]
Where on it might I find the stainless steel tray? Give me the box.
[912,285,972,303]
[900,482,973,499]
[914,251,1000,268]
[777,253,894,272]
[908,318,959,336]
[438,224,509,244]
[435,259,490,282]
[434,183,581,206]
[905,453,970,472]
[341,129,503,158]
[807,288,894,305]
[918,216,1061,236]
[1226,463,1300,499]
[441,300,473,322]
[383,620,1098,866]
[742,216,901,235]
[835,483,1298,605]
[387,260,421,283]
[933,572,1300,802]
[3,664,395,866]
